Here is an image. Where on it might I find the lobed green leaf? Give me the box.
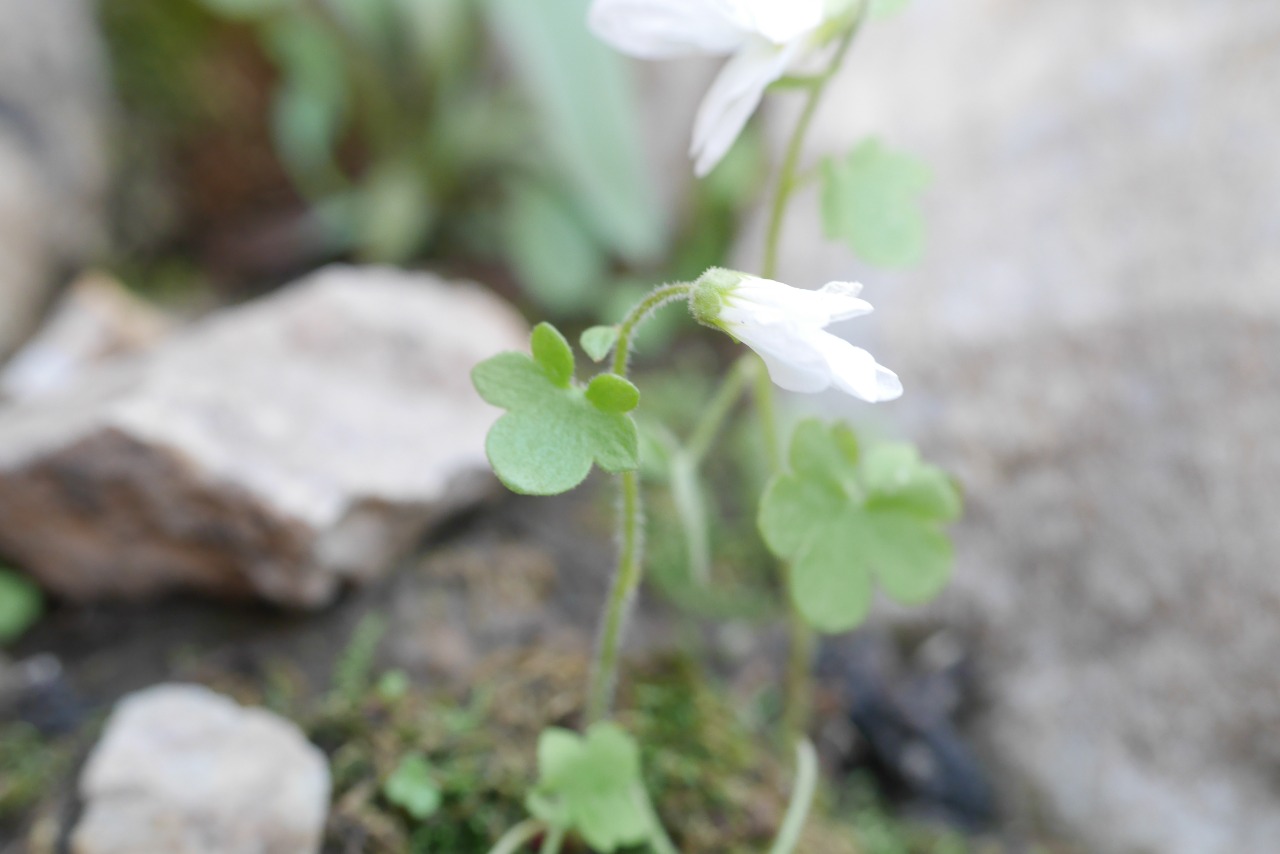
[758,420,961,633]
[531,724,650,852]
[472,325,640,496]
[821,138,931,269]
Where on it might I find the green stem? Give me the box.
[585,283,695,723]
[767,740,820,854]
[756,16,864,745]
[751,355,782,473]
[782,616,815,745]
[538,826,565,854]
[487,820,544,854]
[587,469,643,723]
[611,283,693,376]
[636,784,680,854]
[762,24,861,281]
[686,357,754,465]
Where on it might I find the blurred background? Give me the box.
[0,0,1277,852]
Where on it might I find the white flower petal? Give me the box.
[588,0,749,59]
[732,321,831,392]
[759,349,832,392]
[813,332,903,402]
[729,277,873,326]
[690,36,803,176]
[731,0,826,44]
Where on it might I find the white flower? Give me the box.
[589,0,853,176]
[691,268,902,402]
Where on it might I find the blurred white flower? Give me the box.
[691,268,902,401]
[589,0,849,176]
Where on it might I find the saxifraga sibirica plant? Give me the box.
[473,1,961,850]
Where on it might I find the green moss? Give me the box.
[0,723,71,823]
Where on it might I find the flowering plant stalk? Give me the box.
[472,0,960,850]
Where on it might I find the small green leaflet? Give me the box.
[383,754,442,821]
[870,0,913,19]
[472,323,640,495]
[821,138,931,269]
[0,570,41,646]
[526,723,651,852]
[580,325,618,362]
[758,421,961,634]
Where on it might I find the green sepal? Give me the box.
[758,420,961,633]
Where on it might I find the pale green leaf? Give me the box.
[871,0,913,19]
[484,0,662,263]
[822,138,931,268]
[505,182,605,314]
[356,160,435,263]
[263,16,347,187]
[758,473,844,561]
[862,512,953,604]
[580,326,618,362]
[791,517,875,633]
[585,374,639,413]
[532,724,650,852]
[384,755,442,820]
[861,443,962,522]
[758,420,960,633]
[472,352,547,410]
[472,327,639,495]
[531,322,574,388]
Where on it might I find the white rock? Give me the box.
[72,684,329,854]
[0,265,527,607]
[1,271,172,402]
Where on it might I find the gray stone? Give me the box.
[760,1,1280,850]
[0,265,527,607]
[0,0,110,357]
[72,684,329,854]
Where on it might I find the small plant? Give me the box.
[467,0,965,850]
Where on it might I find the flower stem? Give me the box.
[538,826,565,854]
[587,283,692,723]
[587,469,643,723]
[611,283,693,376]
[762,25,860,280]
[686,356,755,465]
[487,820,544,854]
[767,739,820,854]
[756,16,864,745]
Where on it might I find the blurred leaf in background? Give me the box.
[485,0,663,267]
[0,570,41,646]
[822,138,931,269]
[384,754,443,821]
